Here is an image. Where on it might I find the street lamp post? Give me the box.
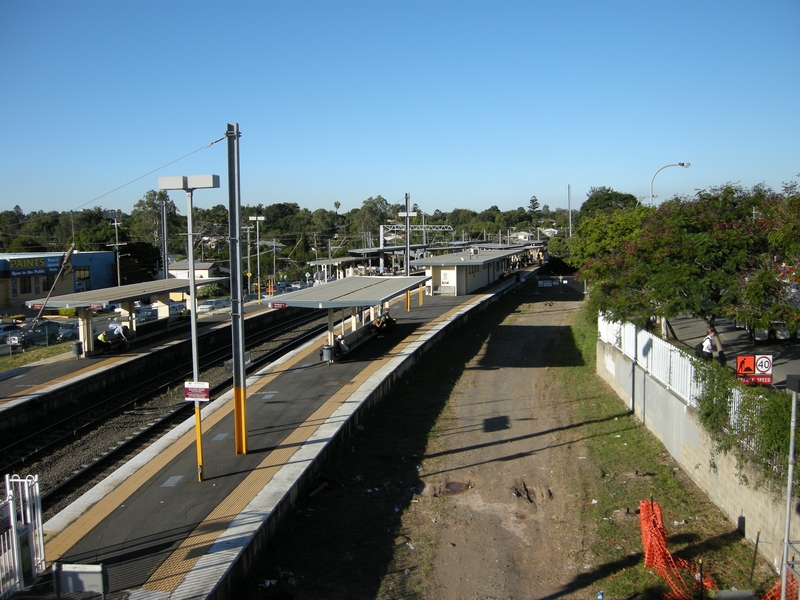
[249,216,265,304]
[650,162,690,206]
[158,174,220,482]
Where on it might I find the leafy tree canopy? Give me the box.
[570,184,800,333]
[580,186,639,217]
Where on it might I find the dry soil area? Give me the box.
[237,287,604,599]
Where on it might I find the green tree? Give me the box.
[7,236,47,252]
[580,187,639,217]
[527,195,540,220]
[570,184,800,332]
[349,196,390,239]
[546,236,569,259]
[310,208,337,234]
[447,208,477,228]
[127,190,184,254]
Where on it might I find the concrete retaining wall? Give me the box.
[596,338,792,572]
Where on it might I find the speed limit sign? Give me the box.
[755,355,773,375]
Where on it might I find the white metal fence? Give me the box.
[0,475,45,599]
[597,315,704,408]
[598,314,754,441]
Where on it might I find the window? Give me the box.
[20,277,31,294]
[75,266,90,280]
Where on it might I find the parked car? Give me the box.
[6,319,61,348]
[196,299,229,313]
[135,309,158,323]
[0,324,22,344]
[243,294,260,303]
[57,322,79,341]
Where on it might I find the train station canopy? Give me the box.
[347,244,428,257]
[409,247,527,268]
[24,277,227,310]
[268,275,430,310]
[307,256,360,268]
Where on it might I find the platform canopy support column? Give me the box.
[327,308,335,345]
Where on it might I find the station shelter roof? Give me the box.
[469,242,532,251]
[307,256,360,267]
[24,277,228,310]
[409,248,528,268]
[268,275,429,310]
[347,244,428,257]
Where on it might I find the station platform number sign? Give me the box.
[735,355,773,385]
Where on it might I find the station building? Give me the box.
[0,251,116,312]
[410,245,537,296]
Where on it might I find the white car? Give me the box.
[196,299,228,313]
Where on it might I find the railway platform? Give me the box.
[9,273,534,599]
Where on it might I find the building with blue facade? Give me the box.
[0,251,116,311]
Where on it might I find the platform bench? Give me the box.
[322,325,379,363]
[432,285,456,296]
[340,325,378,354]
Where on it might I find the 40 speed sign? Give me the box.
[736,354,773,385]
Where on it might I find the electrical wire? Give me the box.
[71,136,226,212]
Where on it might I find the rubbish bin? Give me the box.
[322,344,334,363]
[71,341,83,358]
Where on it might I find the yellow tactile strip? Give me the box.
[143,301,469,593]
[45,299,470,593]
[42,346,312,564]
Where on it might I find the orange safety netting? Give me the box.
[639,499,716,600]
[762,571,799,600]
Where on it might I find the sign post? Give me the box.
[184,381,210,481]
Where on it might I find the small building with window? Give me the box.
[0,251,116,311]
[409,245,535,296]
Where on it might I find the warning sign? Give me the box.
[184,381,210,401]
[736,355,772,385]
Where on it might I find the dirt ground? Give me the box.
[237,288,604,599]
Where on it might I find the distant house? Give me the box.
[168,260,224,280]
[512,231,536,242]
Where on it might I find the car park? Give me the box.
[6,319,61,348]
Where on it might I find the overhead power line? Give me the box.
[72,136,226,212]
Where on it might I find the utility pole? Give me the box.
[568,184,572,238]
[106,211,127,286]
[243,225,253,293]
[160,195,169,279]
[398,193,416,276]
[227,122,248,456]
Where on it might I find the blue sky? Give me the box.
[1,0,798,218]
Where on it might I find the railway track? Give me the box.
[0,311,327,517]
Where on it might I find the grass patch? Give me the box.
[0,343,71,371]
[559,304,778,598]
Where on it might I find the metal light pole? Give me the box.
[158,174,220,481]
[249,216,265,304]
[781,374,800,600]
[398,193,416,276]
[650,162,690,206]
